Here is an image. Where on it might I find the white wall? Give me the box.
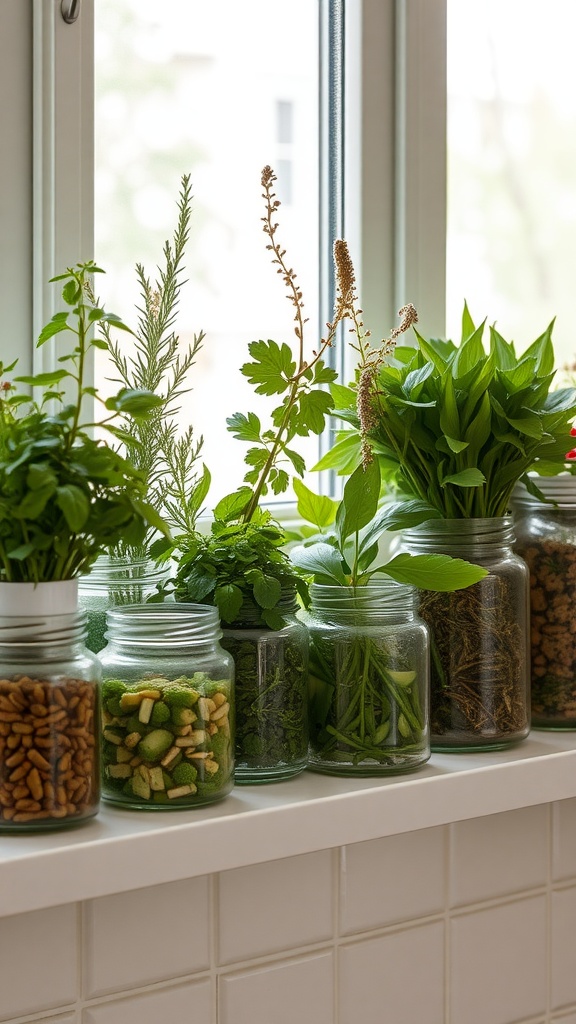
[3,800,576,1024]
[0,0,32,373]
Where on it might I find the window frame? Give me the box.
[1,0,448,486]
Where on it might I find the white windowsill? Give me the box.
[2,729,576,919]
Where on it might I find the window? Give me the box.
[3,0,444,453]
[447,0,576,368]
[93,0,320,501]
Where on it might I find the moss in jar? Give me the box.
[418,575,528,744]
[100,674,233,807]
[518,539,576,723]
[220,632,308,770]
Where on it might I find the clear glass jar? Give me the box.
[221,593,309,783]
[403,517,530,751]
[79,554,169,653]
[0,610,100,832]
[304,580,430,775]
[98,603,234,809]
[513,476,576,728]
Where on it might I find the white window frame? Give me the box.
[1,0,447,451]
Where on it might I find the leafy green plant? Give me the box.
[174,513,308,629]
[0,262,167,583]
[341,303,576,518]
[167,165,351,628]
[290,461,488,591]
[290,463,487,771]
[102,174,206,550]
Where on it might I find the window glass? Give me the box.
[94,0,319,502]
[447,0,576,369]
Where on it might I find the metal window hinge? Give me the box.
[61,0,81,24]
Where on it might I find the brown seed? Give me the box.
[6,735,20,750]
[27,768,43,802]
[12,785,29,800]
[28,749,51,771]
[57,786,67,806]
[15,798,42,812]
[53,689,68,708]
[33,684,46,704]
[30,704,48,717]
[1,807,16,820]
[9,763,30,783]
[5,749,26,768]
[12,723,33,735]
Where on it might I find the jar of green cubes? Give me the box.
[98,604,234,809]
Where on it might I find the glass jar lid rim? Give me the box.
[513,475,576,509]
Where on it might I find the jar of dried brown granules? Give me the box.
[513,476,576,728]
[0,582,101,831]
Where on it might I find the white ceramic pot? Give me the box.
[0,579,79,617]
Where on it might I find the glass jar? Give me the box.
[98,603,234,809]
[403,517,530,751]
[221,593,309,783]
[79,554,169,653]
[304,580,430,775]
[513,476,576,728]
[0,607,100,832]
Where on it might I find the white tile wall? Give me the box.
[217,850,332,964]
[551,886,576,1010]
[4,802,576,1024]
[450,804,549,906]
[0,903,77,1021]
[83,877,209,998]
[82,980,212,1024]
[450,895,548,1024]
[339,921,445,1024]
[340,826,445,933]
[219,952,334,1024]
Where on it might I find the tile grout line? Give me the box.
[210,872,219,1024]
[444,824,451,1024]
[333,845,340,1024]
[547,802,553,1023]
[77,899,84,1022]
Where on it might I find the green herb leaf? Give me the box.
[337,461,381,542]
[215,584,244,623]
[253,573,282,609]
[293,477,339,528]
[55,485,90,531]
[226,411,262,442]
[441,468,486,487]
[290,542,348,585]
[242,339,296,395]
[214,488,253,522]
[382,553,488,591]
[14,370,69,387]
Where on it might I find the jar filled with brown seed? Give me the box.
[0,607,101,831]
[513,475,576,728]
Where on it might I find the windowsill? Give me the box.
[2,729,576,919]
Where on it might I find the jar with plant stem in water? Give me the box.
[513,475,576,728]
[0,580,101,832]
[403,517,530,751]
[79,554,170,653]
[220,589,309,783]
[98,604,234,809]
[304,580,430,775]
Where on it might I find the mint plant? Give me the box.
[0,262,167,582]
